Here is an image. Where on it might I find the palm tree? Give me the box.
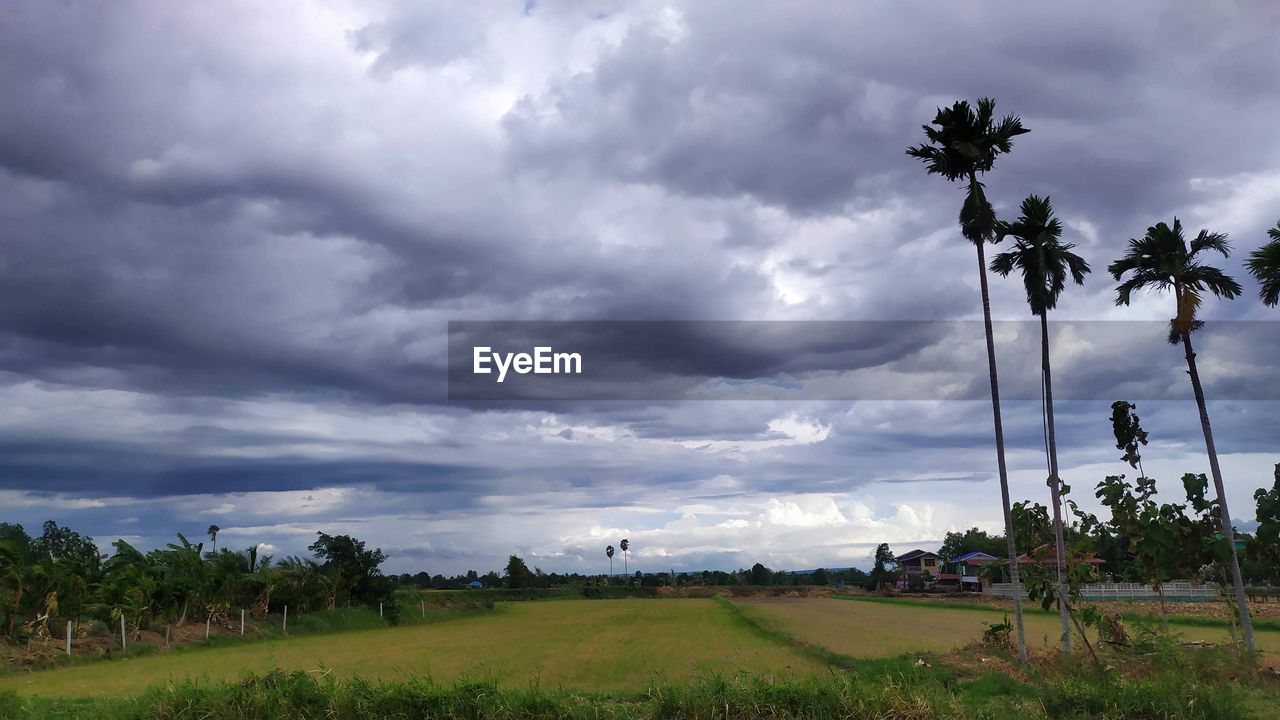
[605,545,614,577]
[1109,218,1254,652]
[907,97,1031,662]
[207,525,220,555]
[991,195,1090,653]
[1246,220,1280,307]
[619,539,630,576]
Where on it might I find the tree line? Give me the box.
[0,523,393,641]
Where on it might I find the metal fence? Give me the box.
[987,581,1221,601]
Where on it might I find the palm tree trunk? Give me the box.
[1041,312,1073,654]
[1182,332,1256,652]
[974,242,1029,663]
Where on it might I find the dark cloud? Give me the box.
[0,1,1277,573]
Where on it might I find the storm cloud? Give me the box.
[1,0,1278,574]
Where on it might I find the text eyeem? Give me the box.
[472,346,582,383]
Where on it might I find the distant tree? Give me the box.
[619,539,630,576]
[207,525,220,555]
[810,567,831,586]
[1246,220,1280,307]
[504,555,532,589]
[308,532,387,607]
[938,528,1006,563]
[871,544,898,591]
[605,545,614,577]
[749,562,772,586]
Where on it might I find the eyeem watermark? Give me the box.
[448,320,1280,401]
[473,346,582,383]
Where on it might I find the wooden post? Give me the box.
[165,625,170,648]
[379,602,383,619]
[66,620,72,656]
[421,600,425,619]
[205,617,210,640]
[240,608,245,636]
[120,614,127,651]
[283,605,288,634]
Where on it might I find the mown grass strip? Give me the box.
[712,596,863,671]
[832,593,1280,633]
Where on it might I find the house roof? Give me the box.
[952,551,999,563]
[895,549,938,562]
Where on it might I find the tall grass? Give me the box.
[0,654,1262,720]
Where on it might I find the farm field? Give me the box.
[736,596,1280,660]
[0,599,824,699]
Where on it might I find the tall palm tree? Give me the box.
[207,525,220,555]
[991,195,1090,653]
[1246,220,1280,307]
[1109,218,1254,652]
[605,545,614,577]
[620,538,630,576]
[907,97,1031,662]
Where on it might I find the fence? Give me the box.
[987,581,1221,601]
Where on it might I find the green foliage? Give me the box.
[990,194,1090,315]
[906,97,1030,245]
[981,614,1013,649]
[1010,501,1100,611]
[1245,220,1280,306]
[504,555,533,589]
[0,523,396,645]
[937,527,1005,563]
[1108,217,1242,343]
[869,544,898,591]
[307,533,389,608]
[1110,400,1149,471]
[1249,464,1280,583]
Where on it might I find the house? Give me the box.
[947,551,1000,590]
[894,549,941,587]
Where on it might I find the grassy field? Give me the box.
[735,596,1280,660]
[2,596,1278,718]
[0,599,824,699]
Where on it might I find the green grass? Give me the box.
[1,597,1275,718]
[0,647,1267,719]
[744,596,1280,661]
[834,593,1280,633]
[0,599,824,699]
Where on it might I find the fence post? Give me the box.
[241,608,245,636]
[120,614,127,651]
[379,602,383,619]
[421,600,425,619]
[283,605,288,635]
[165,625,170,648]
[66,620,72,656]
[205,617,211,640]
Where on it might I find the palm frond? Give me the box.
[1246,228,1280,306]
[989,195,1088,313]
[1185,264,1243,299]
[1189,230,1232,259]
[960,176,996,244]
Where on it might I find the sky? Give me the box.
[1,0,1278,576]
